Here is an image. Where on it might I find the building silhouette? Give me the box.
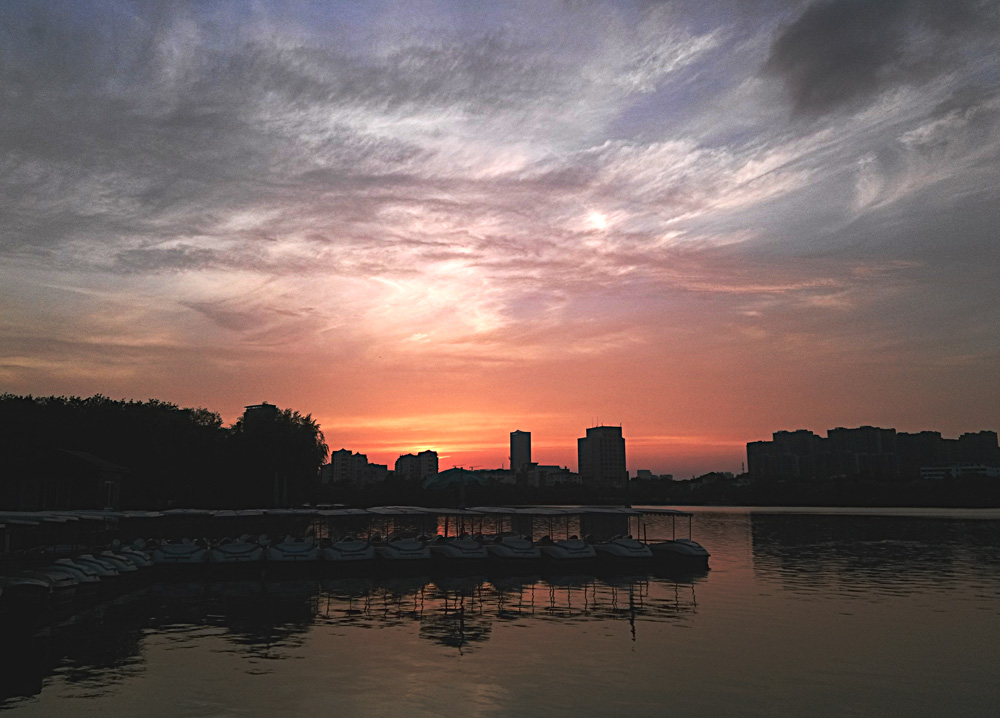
[394,450,439,482]
[828,426,899,478]
[510,430,531,474]
[748,426,999,480]
[577,426,627,489]
[242,401,280,425]
[322,449,388,487]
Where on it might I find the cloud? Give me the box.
[2,1,1000,472]
[763,0,1000,117]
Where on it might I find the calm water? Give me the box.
[3,508,999,717]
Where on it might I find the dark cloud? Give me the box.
[764,0,999,117]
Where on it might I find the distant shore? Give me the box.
[625,474,1000,509]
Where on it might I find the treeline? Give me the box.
[0,394,328,509]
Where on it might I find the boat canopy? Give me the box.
[367,506,436,516]
[509,507,574,516]
[467,506,517,515]
[574,506,644,515]
[213,509,266,518]
[315,508,372,517]
[634,507,694,517]
[420,507,483,517]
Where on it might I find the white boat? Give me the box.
[537,535,597,563]
[115,547,154,568]
[317,509,377,566]
[648,537,710,566]
[469,507,542,563]
[428,535,489,562]
[374,534,432,563]
[74,553,122,578]
[320,536,376,564]
[210,536,265,564]
[641,509,710,569]
[97,551,141,575]
[20,567,78,603]
[151,538,208,565]
[266,536,320,563]
[483,534,541,562]
[578,507,653,562]
[367,507,433,564]
[424,508,488,564]
[50,559,102,596]
[592,535,653,560]
[511,507,597,565]
[110,539,155,568]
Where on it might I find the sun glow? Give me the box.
[586,210,609,230]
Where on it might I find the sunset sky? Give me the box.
[2,1,999,476]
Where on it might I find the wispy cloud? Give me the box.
[1,0,998,473]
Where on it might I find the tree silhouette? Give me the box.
[227,406,329,508]
[0,395,327,509]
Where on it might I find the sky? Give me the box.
[2,0,999,477]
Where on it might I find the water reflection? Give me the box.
[0,571,704,708]
[5,512,998,717]
[313,572,704,653]
[750,513,1000,600]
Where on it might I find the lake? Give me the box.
[3,507,999,717]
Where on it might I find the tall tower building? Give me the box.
[577,426,627,489]
[510,430,531,473]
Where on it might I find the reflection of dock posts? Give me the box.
[378,583,422,621]
[619,583,637,642]
[544,579,596,615]
[668,580,697,614]
[629,583,637,641]
[496,580,535,617]
[418,585,425,617]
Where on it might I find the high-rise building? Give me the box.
[577,426,627,489]
[896,431,944,478]
[958,431,1000,465]
[395,450,439,482]
[828,426,898,478]
[418,449,438,479]
[326,448,371,485]
[746,425,999,480]
[510,430,531,473]
[322,449,387,486]
[394,453,418,481]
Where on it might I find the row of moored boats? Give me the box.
[144,505,710,571]
[0,506,709,627]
